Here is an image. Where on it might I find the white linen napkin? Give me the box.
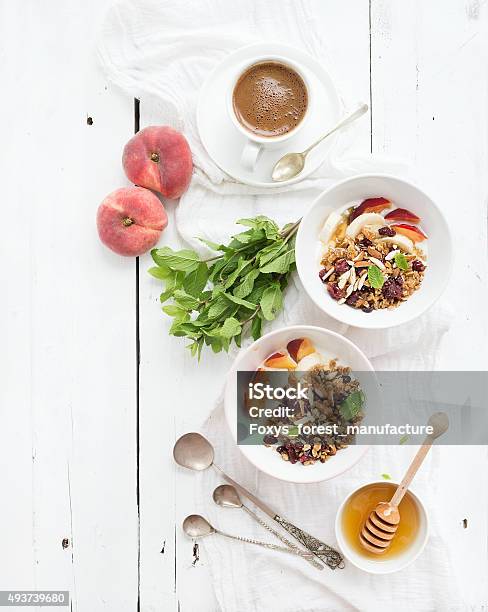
[97,1,458,610]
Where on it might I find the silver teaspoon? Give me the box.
[271,103,369,182]
[173,433,344,569]
[213,485,322,570]
[183,514,316,559]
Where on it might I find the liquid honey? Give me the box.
[342,482,420,559]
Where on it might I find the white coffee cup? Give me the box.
[227,55,311,171]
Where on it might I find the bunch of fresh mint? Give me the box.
[149,216,300,358]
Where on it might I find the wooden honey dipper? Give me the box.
[360,412,449,555]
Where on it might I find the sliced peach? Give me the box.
[286,338,315,363]
[264,352,297,370]
[349,197,391,222]
[391,223,427,243]
[384,208,420,223]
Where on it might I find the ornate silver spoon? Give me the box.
[173,432,344,569]
[213,484,323,570]
[271,103,369,182]
[183,514,317,559]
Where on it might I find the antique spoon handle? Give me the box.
[216,529,315,557]
[213,463,343,569]
[273,515,344,570]
[241,506,323,570]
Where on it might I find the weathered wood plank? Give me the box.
[370,1,488,606]
[0,1,138,609]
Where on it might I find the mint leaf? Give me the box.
[152,247,200,272]
[173,290,200,311]
[148,265,172,280]
[237,216,279,239]
[159,271,184,303]
[259,248,295,274]
[223,293,256,310]
[251,313,263,340]
[233,270,260,299]
[394,252,409,271]
[224,258,251,289]
[219,317,242,339]
[208,296,233,320]
[162,305,189,321]
[368,265,385,289]
[183,263,209,297]
[197,237,229,252]
[258,242,285,266]
[260,284,283,321]
[339,390,365,420]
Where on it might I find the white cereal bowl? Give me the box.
[223,325,376,484]
[335,480,429,574]
[296,174,452,329]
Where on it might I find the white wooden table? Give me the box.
[2,1,487,610]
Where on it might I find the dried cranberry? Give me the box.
[294,442,304,450]
[358,237,373,247]
[378,226,396,237]
[288,447,297,464]
[318,268,329,282]
[412,260,425,272]
[361,306,374,313]
[346,290,360,306]
[334,259,350,275]
[327,282,344,300]
[263,435,278,445]
[382,277,404,300]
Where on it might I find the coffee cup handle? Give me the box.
[241,140,262,171]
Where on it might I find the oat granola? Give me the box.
[318,199,427,312]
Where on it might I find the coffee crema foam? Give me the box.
[232,61,308,138]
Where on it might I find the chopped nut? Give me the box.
[367,246,382,259]
[357,272,367,290]
[337,270,350,289]
[321,267,334,281]
[385,249,399,261]
[368,256,386,270]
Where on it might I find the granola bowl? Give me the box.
[224,325,377,484]
[296,175,452,329]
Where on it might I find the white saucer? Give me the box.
[197,43,341,188]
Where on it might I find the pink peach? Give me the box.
[97,187,168,256]
[122,126,193,199]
